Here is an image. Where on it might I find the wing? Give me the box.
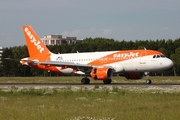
[38,61,93,73]
[38,61,92,68]
[38,61,116,73]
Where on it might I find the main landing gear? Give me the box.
[81,77,90,84]
[81,77,112,84]
[103,79,112,84]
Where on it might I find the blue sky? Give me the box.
[0,0,180,47]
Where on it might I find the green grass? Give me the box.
[0,87,180,120]
[0,76,180,119]
[0,76,180,84]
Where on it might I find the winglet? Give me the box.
[22,25,50,57]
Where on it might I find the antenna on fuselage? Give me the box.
[144,47,147,50]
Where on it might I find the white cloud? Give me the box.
[100,29,113,36]
[61,28,113,39]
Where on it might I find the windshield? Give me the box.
[153,54,166,58]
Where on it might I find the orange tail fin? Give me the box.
[22,25,50,57]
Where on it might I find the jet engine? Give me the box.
[124,72,144,79]
[90,67,113,80]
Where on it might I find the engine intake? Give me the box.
[90,67,113,80]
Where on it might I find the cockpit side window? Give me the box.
[160,55,165,58]
[153,54,166,58]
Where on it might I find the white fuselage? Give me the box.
[48,50,173,74]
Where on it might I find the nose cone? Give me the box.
[164,58,173,69]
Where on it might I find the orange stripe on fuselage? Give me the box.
[88,50,162,66]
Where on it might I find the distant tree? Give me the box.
[170,47,180,76]
[1,37,179,76]
[1,47,14,76]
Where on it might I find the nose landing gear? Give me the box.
[146,79,152,84]
[145,73,152,84]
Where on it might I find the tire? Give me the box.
[81,78,90,84]
[103,79,112,84]
[146,79,152,84]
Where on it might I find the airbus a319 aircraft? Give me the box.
[20,25,173,84]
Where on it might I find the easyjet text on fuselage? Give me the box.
[113,52,139,59]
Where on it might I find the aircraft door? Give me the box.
[140,52,146,64]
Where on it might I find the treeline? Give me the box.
[0,37,180,77]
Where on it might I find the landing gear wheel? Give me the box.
[103,79,112,84]
[146,79,151,84]
[81,78,90,84]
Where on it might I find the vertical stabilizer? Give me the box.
[22,25,50,57]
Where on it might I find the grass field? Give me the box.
[0,76,180,120]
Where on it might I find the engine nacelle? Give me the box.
[124,72,144,79]
[90,68,113,80]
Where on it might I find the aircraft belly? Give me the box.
[122,59,145,72]
[146,61,164,71]
[123,64,147,72]
[122,60,134,71]
[145,61,167,71]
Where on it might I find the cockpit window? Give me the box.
[153,54,166,58]
[160,55,165,58]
